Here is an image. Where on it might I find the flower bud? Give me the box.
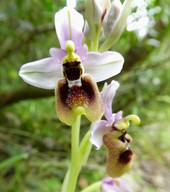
[103,130,133,178]
[103,0,122,36]
[85,0,110,42]
[99,0,132,52]
[85,0,110,26]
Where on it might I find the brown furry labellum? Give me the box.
[55,74,104,126]
[103,130,133,178]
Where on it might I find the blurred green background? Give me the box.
[0,0,170,191]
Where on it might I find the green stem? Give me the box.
[61,169,70,192]
[71,115,81,160]
[65,115,81,192]
[80,181,102,192]
[92,24,102,51]
[92,31,99,51]
[79,130,92,165]
[62,120,93,192]
[66,164,81,192]
[93,36,99,51]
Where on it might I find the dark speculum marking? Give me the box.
[59,77,95,109]
[118,130,133,164]
[59,81,69,106]
[81,77,95,101]
[63,61,82,81]
[111,124,118,130]
[119,130,127,143]
[119,149,133,164]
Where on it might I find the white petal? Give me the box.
[67,0,76,8]
[19,58,63,89]
[101,80,120,120]
[102,177,132,192]
[115,111,123,121]
[75,44,88,62]
[83,51,124,82]
[49,48,66,64]
[90,120,112,150]
[55,7,84,49]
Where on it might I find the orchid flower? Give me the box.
[19,7,124,90]
[90,80,140,177]
[102,177,132,192]
[18,7,125,125]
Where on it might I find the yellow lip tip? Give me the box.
[126,115,141,125]
[75,106,85,116]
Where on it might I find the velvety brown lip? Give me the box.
[58,77,95,108]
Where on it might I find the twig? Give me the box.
[0,85,54,108]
